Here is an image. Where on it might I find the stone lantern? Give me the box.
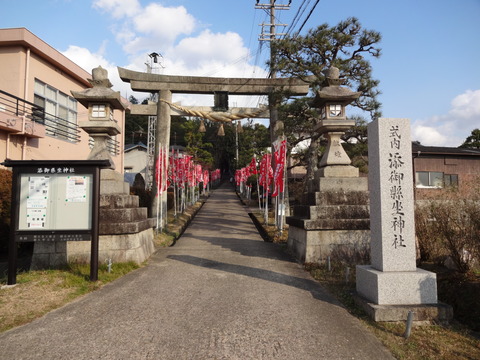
[286,66,370,266]
[71,66,125,170]
[312,66,361,178]
[69,66,156,267]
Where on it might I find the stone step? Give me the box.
[100,194,140,209]
[99,218,156,235]
[100,207,148,223]
[293,204,370,219]
[286,217,370,230]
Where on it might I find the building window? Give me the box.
[415,171,458,188]
[444,174,459,187]
[33,79,78,142]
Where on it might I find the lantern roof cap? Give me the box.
[71,66,126,110]
[311,66,361,107]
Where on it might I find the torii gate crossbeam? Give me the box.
[118,67,311,95]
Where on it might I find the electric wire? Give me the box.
[197,1,322,109]
[201,4,268,79]
[294,0,321,36]
[285,0,311,38]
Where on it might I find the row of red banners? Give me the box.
[155,147,220,195]
[234,139,287,197]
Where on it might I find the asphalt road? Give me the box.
[0,182,394,359]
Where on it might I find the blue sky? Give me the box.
[2,0,479,146]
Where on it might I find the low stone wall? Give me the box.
[30,228,155,269]
[67,228,155,264]
[287,227,370,263]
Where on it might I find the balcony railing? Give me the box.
[0,89,81,142]
[88,137,121,156]
[43,114,81,142]
[0,89,45,124]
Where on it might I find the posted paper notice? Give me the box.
[66,176,88,202]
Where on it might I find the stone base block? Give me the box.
[316,165,359,178]
[100,194,139,209]
[30,228,155,269]
[287,225,369,263]
[356,265,438,305]
[100,169,129,195]
[312,176,368,193]
[67,228,155,264]
[101,180,129,195]
[101,169,125,182]
[353,293,453,323]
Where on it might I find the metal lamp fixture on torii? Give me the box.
[312,66,361,178]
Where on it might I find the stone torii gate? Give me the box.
[117,67,310,217]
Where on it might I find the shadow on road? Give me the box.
[167,254,341,306]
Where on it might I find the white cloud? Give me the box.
[109,3,197,55]
[113,24,137,46]
[88,1,269,106]
[133,4,196,42]
[411,123,452,147]
[62,46,141,100]
[411,89,480,147]
[450,89,480,119]
[163,30,268,80]
[92,1,263,78]
[172,30,247,71]
[92,0,141,19]
[62,45,112,74]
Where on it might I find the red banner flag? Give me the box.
[272,140,287,197]
[259,153,272,191]
[155,145,168,195]
[247,156,257,176]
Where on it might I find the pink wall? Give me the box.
[0,28,125,171]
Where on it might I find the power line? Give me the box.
[295,0,321,35]
[285,0,311,37]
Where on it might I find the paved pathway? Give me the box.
[0,183,393,359]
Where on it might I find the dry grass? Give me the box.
[306,263,480,360]
[251,210,288,243]
[0,273,76,332]
[251,209,480,360]
[367,321,480,360]
[0,263,139,333]
[0,199,206,333]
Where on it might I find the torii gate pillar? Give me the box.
[153,90,172,223]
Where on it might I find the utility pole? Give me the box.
[256,0,291,231]
[256,1,289,139]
